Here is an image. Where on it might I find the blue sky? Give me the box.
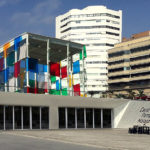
[0,0,150,45]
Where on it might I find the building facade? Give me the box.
[108,31,150,96]
[0,32,87,96]
[56,6,122,97]
[0,92,150,130]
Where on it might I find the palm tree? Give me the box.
[136,89,147,100]
[127,90,136,100]
[115,93,126,99]
[137,89,145,97]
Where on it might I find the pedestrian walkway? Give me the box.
[2,129,150,150]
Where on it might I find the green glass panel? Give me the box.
[83,45,87,58]
[80,51,83,60]
[51,75,56,83]
[15,90,21,93]
[49,89,60,95]
[62,88,68,96]
[7,52,15,66]
[29,79,35,88]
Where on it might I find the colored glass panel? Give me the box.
[0,70,4,85]
[8,66,14,79]
[4,43,10,58]
[73,84,80,96]
[62,88,68,96]
[50,62,60,77]
[14,61,20,78]
[14,36,22,51]
[51,75,56,83]
[80,51,83,60]
[69,75,72,87]
[28,58,38,73]
[43,65,47,72]
[7,52,15,66]
[61,66,67,78]
[20,72,25,88]
[26,58,29,72]
[56,80,60,90]
[49,89,60,95]
[29,79,35,88]
[73,60,80,74]
[0,57,4,71]
[4,68,9,83]
[28,87,35,93]
[80,46,87,60]
[83,45,87,58]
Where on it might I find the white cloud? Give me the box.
[0,0,61,45]
[11,0,61,27]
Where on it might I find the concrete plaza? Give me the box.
[1,129,150,150]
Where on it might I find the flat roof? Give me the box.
[0,32,84,63]
[0,92,129,109]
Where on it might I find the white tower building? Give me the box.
[56,6,122,97]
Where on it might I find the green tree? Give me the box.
[128,90,136,100]
[137,89,145,98]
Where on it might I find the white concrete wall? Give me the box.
[114,100,150,128]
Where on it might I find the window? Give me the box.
[32,107,40,129]
[86,109,93,128]
[59,108,66,128]
[68,108,75,128]
[23,107,30,129]
[41,107,49,129]
[77,108,84,128]
[60,13,120,22]
[106,32,119,36]
[94,109,101,128]
[0,106,4,130]
[61,26,120,33]
[15,106,21,129]
[103,109,111,128]
[5,106,13,130]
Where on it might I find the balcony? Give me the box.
[108,62,130,69]
[130,49,150,58]
[108,78,129,83]
[130,59,150,66]
[109,55,129,62]
[109,85,130,91]
[108,70,130,77]
[130,75,150,81]
[130,67,150,74]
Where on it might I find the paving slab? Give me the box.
[2,129,150,150]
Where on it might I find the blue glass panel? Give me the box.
[56,80,60,90]
[28,58,38,73]
[14,36,22,51]
[43,65,47,72]
[73,60,80,74]
[4,68,9,83]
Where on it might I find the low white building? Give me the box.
[56,6,122,97]
[0,92,149,130]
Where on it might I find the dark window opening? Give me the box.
[32,107,40,129]
[68,108,75,128]
[15,106,21,129]
[77,108,84,128]
[59,108,66,128]
[86,108,93,128]
[103,109,111,128]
